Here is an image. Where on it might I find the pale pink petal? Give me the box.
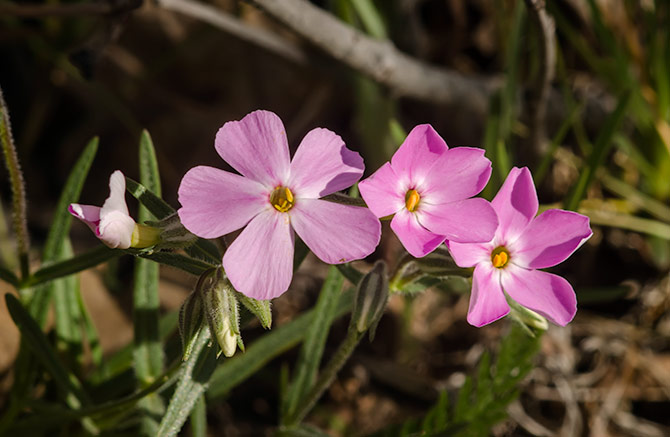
[491,167,538,242]
[69,204,101,233]
[421,147,492,203]
[215,110,290,186]
[178,166,268,239]
[501,266,577,326]
[419,198,498,243]
[514,209,592,269]
[100,170,130,217]
[97,210,136,249]
[223,210,294,300]
[467,264,509,327]
[358,162,405,218]
[390,209,445,258]
[288,128,364,198]
[446,241,490,268]
[391,124,448,184]
[290,199,380,264]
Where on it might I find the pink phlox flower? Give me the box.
[358,124,498,258]
[448,167,593,327]
[69,170,136,249]
[178,110,381,300]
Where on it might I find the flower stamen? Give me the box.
[405,189,420,212]
[270,186,295,212]
[491,246,510,269]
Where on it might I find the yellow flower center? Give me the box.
[270,186,295,212]
[491,246,510,269]
[405,189,420,212]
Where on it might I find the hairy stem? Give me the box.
[0,85,30,280]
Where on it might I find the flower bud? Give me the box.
[178,287,204,360]
[351,260,389,340]
[200,267,243,357]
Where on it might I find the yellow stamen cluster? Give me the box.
[491,246,510,269]
[405,189,420,212]
[270,186,295,212]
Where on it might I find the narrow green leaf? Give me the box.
[137,251,215,276]
[43,137,98,260]
[349,0,387,39]
[157,328,217,437]
[565,92,631,211]
[5,294,90,409]
[190,395,207,437]
[0,265,18,286]
[207,288,354,399]
[580,207,670,240]
[52,239,84,366]
[77,287,102,366]
[283,267,344,423]
[600,172,670,222]
[134,130,165,387]
[26,246,120,288]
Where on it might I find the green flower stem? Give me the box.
[0,85,30,280]
[289,329,364,425]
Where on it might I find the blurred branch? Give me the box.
[0,0,141,17]
[158,0,306,64]
[523,0,556,160]
[245,0,498,116]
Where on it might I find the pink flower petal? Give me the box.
[514,209,592,269]
[215,110,290,186]
[446,240,490,268]
[288,128,364,198]
[69,204,101,233]
[97,210,136,249]
[391,124,448,184]
[223,210,294,300]
[501,266,577,326]
[419,198,498,243]
[100,170,130,218]
[421,147,492,203]
[178,166,267,239]
[358,162,405,218]
[290,199,380,264]
[467,264,509,327]
[491,167,538,242]
[390,209,445,257]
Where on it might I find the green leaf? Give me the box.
[282,267,344,423]
[565,92,631,211]
[157,328,217,437]
[134,130,165,431]
[25,246,120,288]
[207,288,354,399]
[0,265,18,286]
[5,294,90,409]
[137,251,216,276]
[190,395,207,437]
[52,239,84,367]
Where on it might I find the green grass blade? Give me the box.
[579,208,670,240]
[43,137,98,261]
[157,328,217,437]
[565,92,631,211]
[349,0,387,39]
[52,239,84,367]
[600,172,670,222]
[282,267,344,424]
[137,252,215,276]
[190,395,207,437]
[134,130,165,431]
[134,130,165,387]
[207,288,354,399]
[0,265,18,286]
[26,246,120,288]
[5,294,90,409]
